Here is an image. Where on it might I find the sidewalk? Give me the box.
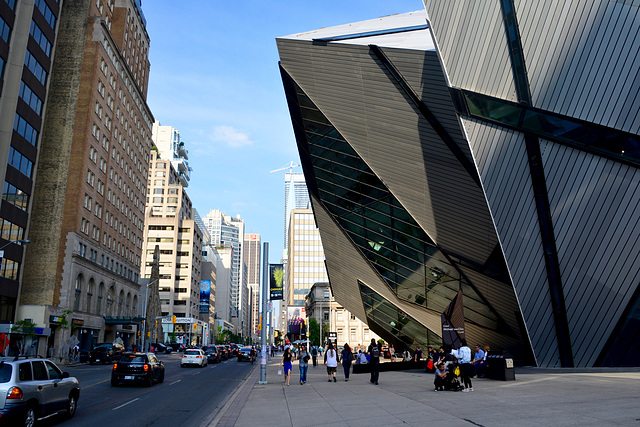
[206,356,640,427]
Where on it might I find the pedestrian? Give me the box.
[298,344,310,385]
[279,347,293,386]
[413,346,423,363]
[357,350,368,364]
[340,343,354,381]
[311,345,318,367]
[452,339,473,392]
[389,344,396,362]
[368,338,381,385]
[324,342,339,382]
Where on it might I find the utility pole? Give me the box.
[259,242,269,384]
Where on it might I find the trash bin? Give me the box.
[485,350,516,381]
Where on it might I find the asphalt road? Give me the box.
[39,352,256,427]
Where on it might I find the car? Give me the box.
[180,349,207,368]
[229,344,239,357]
[153,343,172,354]
[201,345,221,363]
[89,342,125,364]
[218,345,229,360]
[0,356,80,425]
[237,346,255,363]
[111,353,165,387]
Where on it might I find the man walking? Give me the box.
[368,338,381,385]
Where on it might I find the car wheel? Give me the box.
[159,371,165,383]
[67,393,78,418]
[146,374,153,387]
[23,405,37,427]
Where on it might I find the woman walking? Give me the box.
[279,347,293,386]
[298,344,310,385]
[324,342,339,382]
[340,343,354,381]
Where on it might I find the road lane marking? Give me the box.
[82,378,110,389]
[170,379,181,385]
[113,398,139,410]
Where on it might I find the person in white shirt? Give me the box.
[324,342,339,382]
[451,339,473,392]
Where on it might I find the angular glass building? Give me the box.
[277,2,640,367]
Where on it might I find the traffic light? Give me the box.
[172,315,176,324]
[193,323,197,330]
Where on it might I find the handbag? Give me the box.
[303,354,310,363]
[427,360,434,370]
[454,365,460,376]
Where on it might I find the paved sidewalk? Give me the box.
[208,356,640,427]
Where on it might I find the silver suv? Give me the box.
[0,356,80,426]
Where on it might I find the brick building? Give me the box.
[19,0,153,360]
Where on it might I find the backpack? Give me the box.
[371,345,380,358]
[312,347,317,356]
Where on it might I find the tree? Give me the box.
[308,318,320,346]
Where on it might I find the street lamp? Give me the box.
[0,239,30,258]
[140,278,159,351]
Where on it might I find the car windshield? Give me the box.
[0,364,12,383]
[242,347,251,351]
[185,350,200,355]
[123,355,146,363]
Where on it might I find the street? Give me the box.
[38,353,256,427]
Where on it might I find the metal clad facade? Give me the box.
[463,118,560,366]
[424,0,517,100]
[542,140,640,366]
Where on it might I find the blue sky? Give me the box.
[143,1,424,263]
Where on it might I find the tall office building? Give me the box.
[243,233,260,340]
[283,172,310,251]
[19,0,152,357]
[203,209,247,336]
[141,149,204,344]
[278,2,640,367]
[286,209,327,308]
[151,121,190,187]
[0,0,63,328]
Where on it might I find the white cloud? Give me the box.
[211,125,253,148]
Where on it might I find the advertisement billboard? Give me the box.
[200,280,211,314]
[269,264,284,300]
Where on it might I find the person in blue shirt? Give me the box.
[451,339,473,392]
[472,344,486,378]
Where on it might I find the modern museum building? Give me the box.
[277,1,640,367]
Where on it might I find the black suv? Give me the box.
[201,345,221,363]
[89,342,125,364]
[111,353,165,387]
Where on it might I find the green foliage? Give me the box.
[58,309,75,331]
[168,332,177,343]
[12,319,37,336]
[378,338,385,346]
[308,318,320,345]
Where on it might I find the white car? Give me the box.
[181,349,207,368]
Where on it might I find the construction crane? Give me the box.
[270,161,300,174]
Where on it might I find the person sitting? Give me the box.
[434,363,448,391]
[472,344,486,378]
[403,349,411,362]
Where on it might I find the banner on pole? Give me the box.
[269,264,284,300]
[199,280,211,313]
[441,288,465,349]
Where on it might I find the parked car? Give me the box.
[237,346,254,363]
[201,345,221,363]
[153,343,172,354]
[111,353,165,387]
[180,349,207,368]
[0,356,80,425]
[89,342,125,364]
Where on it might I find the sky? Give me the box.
[143,1,424,264]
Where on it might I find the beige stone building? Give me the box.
[18,0,152,360]
[142,149,204,345]
[243,233,260,341]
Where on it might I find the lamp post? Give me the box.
[140,278,159,351]
[0,239,30,259]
